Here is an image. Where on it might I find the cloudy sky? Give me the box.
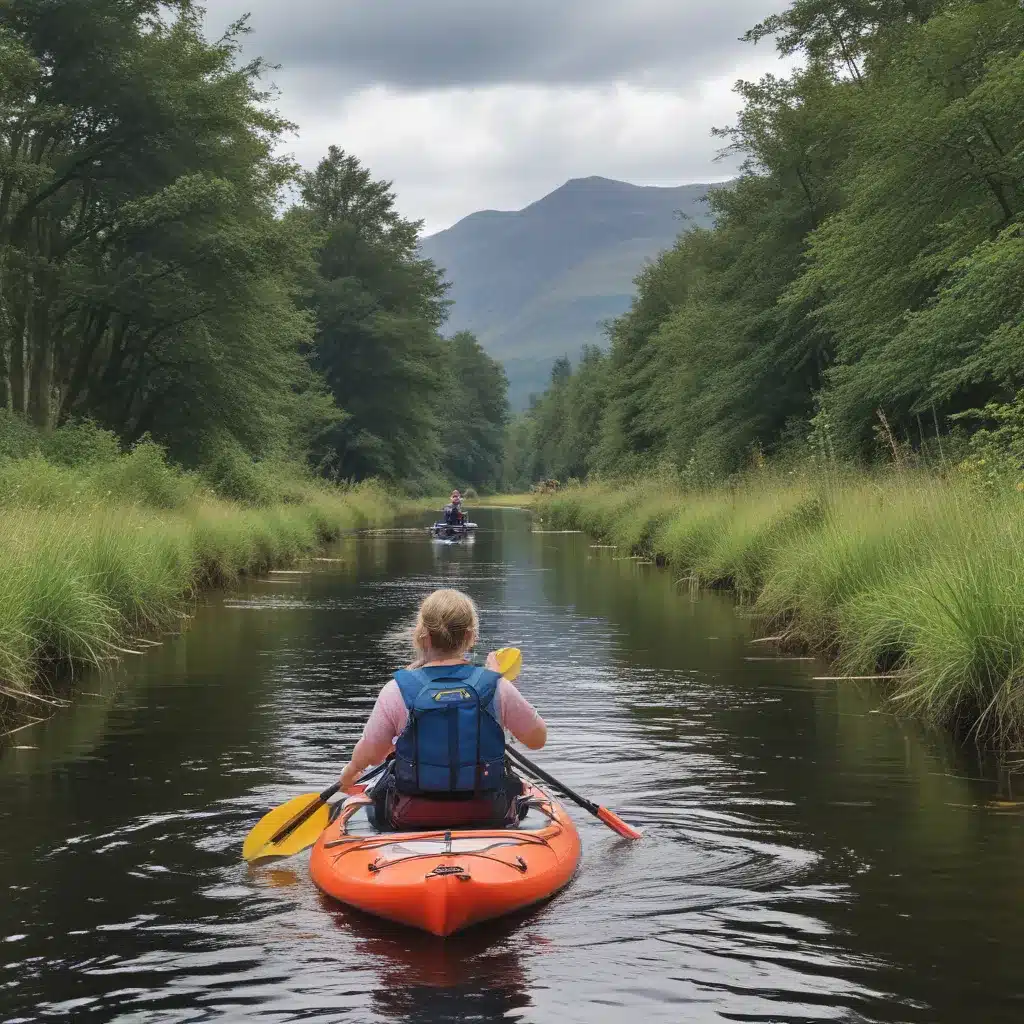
[202,1,793,234]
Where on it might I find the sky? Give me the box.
[202,0,794,234]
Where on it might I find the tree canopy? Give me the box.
[0,2,509,493]
[508,0,1024,485]
[5,0,1019,497]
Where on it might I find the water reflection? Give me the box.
[1,510,1023,1022]
[334,904,533,1024]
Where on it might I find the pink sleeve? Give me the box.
[357,680,409,763]
[495,679,544,742]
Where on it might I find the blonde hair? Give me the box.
[412,589,479,657]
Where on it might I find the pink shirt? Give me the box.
[356,676,545,764]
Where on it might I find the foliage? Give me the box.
[0,3,509,493]
[0,408,41,460]
[295,147,447,487]
[511,0,1024,482]
[0,0,325,466]
[41,420,121,468]
[292,149,509,491]
[504,346,609,489]
[439,331,509,492]
[953,389,1024,490]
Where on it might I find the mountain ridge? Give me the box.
[420,176,718,407]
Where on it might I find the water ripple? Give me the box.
[2,512,1021,1022]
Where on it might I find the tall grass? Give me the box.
[0,448,395,726]
[539,475,1024,750]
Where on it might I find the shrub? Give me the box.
[0,409,41,461]
[200,439,281,507]
[92,438,198,509]
[953,390,1024,491]
[0,456,87,508]
[43,420,121,468]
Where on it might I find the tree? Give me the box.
[440,331,509,491]
[298,147,449,485]
[0,1,322,465]
[789,0,1024,453]
[744,0,940,81]
[510,349,609,484]
[501,412,535,491]
[509,0,1024,478]
[593,63,851,476]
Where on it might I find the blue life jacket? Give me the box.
[393,664,505,795]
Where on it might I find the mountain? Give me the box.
[419,175,716,408]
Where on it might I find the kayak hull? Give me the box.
[309,783,581,937]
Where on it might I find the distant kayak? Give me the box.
[430,521,477,539]
[309,781,581,937]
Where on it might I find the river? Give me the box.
[1,508,1022,1022]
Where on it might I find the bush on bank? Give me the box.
[538,473,1024,751]
[0,418,395,724]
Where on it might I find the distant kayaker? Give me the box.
[442,489,465,525]
[337,588,547,830]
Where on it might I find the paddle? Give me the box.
[242,759,390,863]
[494,645,522,681]
[495,648,642,841]
[506,746,642,841]
[243,646,639,859]
[241,653,521,863]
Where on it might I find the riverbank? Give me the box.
[0,445,396,732]
[537,476,1024,751]
[410,492,537,512]
[474,493,537,508]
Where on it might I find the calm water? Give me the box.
[2,508,1023,1023]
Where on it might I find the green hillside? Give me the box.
[420,176,715,407]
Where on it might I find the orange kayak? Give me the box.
[309,781,581,937]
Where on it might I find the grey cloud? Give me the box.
[205,0,787,91]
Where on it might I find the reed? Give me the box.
[0,454,395,725]
[538,475,1024,749]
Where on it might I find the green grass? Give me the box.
[538,475,1024,750]
[0,452,395,727]
[471,492,537,508]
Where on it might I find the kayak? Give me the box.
[431,521,477,538]
[309,781,581,937]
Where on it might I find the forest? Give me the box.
[0,0,511,718]
[0,0,509,497]
[2,0,1022,742]
[507,0,1023,491]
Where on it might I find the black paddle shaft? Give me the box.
[268,758,392,844]
[268,782,339,844]
[505,746,599,815]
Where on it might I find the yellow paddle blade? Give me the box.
[495,646,522,681]
[242,793,332,863]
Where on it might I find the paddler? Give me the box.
[337,588,547,830]
[442,489,465,526]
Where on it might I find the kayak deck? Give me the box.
[309,783,581,937]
